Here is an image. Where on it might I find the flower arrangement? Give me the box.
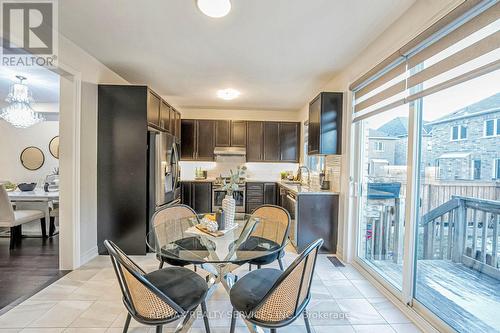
[221,165,247,195]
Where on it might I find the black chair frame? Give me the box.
[105,240,211,333]
[231,239,323,333]
[244,204,291,271]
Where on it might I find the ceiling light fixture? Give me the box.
[196,0,231,18]
[217,88,240,100]
[0,75,44,128]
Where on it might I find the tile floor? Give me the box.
[0,251,422,333]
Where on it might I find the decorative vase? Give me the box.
[222,194,236,228]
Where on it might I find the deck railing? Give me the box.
[421,195,500,278]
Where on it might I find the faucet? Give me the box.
[298,165,311,187]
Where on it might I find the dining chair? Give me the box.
[151,204,204,270]
[0,184,46,249]
[104,240,211,333]
[244,205,290,271]
[229,238,323,333]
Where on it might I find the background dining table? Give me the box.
[7,190,59,226]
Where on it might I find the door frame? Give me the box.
[51,61,82,270]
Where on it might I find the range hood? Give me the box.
[214,146,246,156]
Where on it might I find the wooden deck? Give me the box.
[371,259,500,333]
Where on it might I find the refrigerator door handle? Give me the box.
[172,142,180,191]
[155,133,166,206]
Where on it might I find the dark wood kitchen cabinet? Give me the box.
[181,181,212,213]
[246,121,300,163]
[246,121,264,162]
[263,122,280,161]
[215,120,247,147]
[246,182,277,213]
[231,120,247,147]
[279,122,299,162]
[308,92,343,155]
[197,120,215,160]
[180,119,215,161]
[215,120,231,147]
[147,90,161,128]
[160,100,170,131]
[180,119,196,160]
[97,85,181,255]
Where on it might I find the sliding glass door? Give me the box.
[413,69,500,333]
[351,2,500,332]
[357,105,409,291]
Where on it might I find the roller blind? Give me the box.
[351,0,500,122]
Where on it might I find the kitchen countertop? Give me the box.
[277,181,340,195]
[180,178,339,195]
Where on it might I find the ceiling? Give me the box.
[59,0,415,110]
[0,66,59,109]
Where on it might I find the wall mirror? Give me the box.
[49,136,60,159]
[20,147,45,171]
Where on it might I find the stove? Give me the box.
[212,177,246,213]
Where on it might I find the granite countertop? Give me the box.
[277,181,340,195]
[180,178,340,195]
[180,178,217,182]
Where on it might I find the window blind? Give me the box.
[351,0,500,122]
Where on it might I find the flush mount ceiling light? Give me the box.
[217,88,240,100]
[0,75,44,128]
[196,0,231,18]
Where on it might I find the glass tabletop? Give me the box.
[146,213,286,265]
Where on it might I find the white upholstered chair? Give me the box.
[0,184,45,249]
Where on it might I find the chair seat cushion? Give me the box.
[5,210,44,227]
[230,268,282,314]
[238,236,282,266]
[145,266,208,311]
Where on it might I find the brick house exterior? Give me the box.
[426,93,500,181]
[367,93,500,181]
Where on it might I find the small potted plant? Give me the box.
[221,165,246,227]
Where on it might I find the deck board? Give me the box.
[371,259,500,332]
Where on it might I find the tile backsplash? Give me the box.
[180,156,299,181]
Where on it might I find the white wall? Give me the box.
[0,104,59,184]
[296,0,462,260]
[57,33,129,268]
[180,107,301,121]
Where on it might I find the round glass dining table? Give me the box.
[146,213,286,333]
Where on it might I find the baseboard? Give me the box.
[80,246,98,267]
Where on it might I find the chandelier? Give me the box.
[0,75,44,128]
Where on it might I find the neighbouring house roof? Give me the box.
[368,129,398,139]
[438,152,471,159]
[376,117,431,138]
[428,93,500,125]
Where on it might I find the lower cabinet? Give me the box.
[181,181,212,214]
[245,182,277,213]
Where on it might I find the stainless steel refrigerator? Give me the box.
[147,130,180,243]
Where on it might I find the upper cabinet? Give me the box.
[246,121,264,162]
[279,122,300,162]
[197,120,216,160]
[308,92,343,155]
[160,100,170,130]
[146,88,181,140]
[263,122,280,161]
[246,121,300,163]
[215,120,231,147]
[181,119,300,163]
[231,120,247,147]
[215,120,247,147]
[147,90,161,127]
[180,119,215,161]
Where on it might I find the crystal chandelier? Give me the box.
[0,75,44,128]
